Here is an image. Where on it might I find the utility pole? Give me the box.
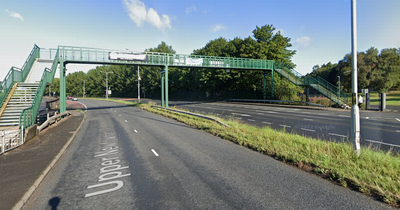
[100,71,113,99]
[337,76,341,99]
[351,0,361,156]
[138,66,140,102]
[82,80,86,98]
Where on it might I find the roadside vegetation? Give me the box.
[102,98,400,207]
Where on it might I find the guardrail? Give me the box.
[0,128,23,155]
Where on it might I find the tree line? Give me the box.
[47,24,304,101]
[308,47,400,93]
[46,24,400,101]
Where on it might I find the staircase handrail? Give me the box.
[20,50,59,129]
[0,45,40,109]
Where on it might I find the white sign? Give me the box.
[109,52,147,61]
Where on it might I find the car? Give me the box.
[67,96,73,100]
[72,97,78,101]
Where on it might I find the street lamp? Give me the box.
[350,0,361,156]
[100,71,113,99]
[82,80,86,98]
[337,76,341,99]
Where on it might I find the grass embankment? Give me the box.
[101,99,400,206]
[369,91,400,106]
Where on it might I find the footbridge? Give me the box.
[0,44,349,152]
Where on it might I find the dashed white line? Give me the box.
[134,130,138,133]
[248,119,255,122]
[267,111,278,114]
[151,149,159,157]
[125,120,128,123]
[262,122,271,125]
[301,112,310,114]
[301,128,315,132]
[279,124,291,128]
[303,118,314,121]
[338,115,350,118]
[328,133,347,138]
[396,130,400,133]
[396,118,400,122]
[119,114,121,116]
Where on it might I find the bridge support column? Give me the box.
[161,70,165,107]
[60,61,66,113]
[165,66,169,108]
[305,87,310,103]
[271,70,274,100]
[263,71,266,100]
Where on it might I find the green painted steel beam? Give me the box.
[165,66,169,108]
[60,61,66,113]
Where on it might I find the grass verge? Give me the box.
[369,91,400,106]
[106,99,400,207]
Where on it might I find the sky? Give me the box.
[1,0,399,79]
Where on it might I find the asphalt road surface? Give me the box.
[23,99,394,209]
[141,99,400,153]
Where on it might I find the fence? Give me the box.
[0,127,23,155]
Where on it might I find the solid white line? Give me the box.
[248,119,255,122]
[303,118,314,121]
[364,139,400,148]
[328,133,347,138]
[77,101,88,110]
[279,124,291,128]
[301,128,315,132]
[262,122,271,125]
[151,149,159,157]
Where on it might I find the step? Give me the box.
[19,83,40,86]
[0,116,19,120]
[0,122,19,126]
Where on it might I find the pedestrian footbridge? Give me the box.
[0,44,349,153]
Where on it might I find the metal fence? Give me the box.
[0,127,23,155]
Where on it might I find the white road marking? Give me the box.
[301,128,315,132]
[232,113,251,117]
[328,133,347,138]
[396,118,400,122]
[119,114,121,116]
[396,130,400,133]
[301,112,310,114]
[364,139,400,148]
[134,130,138,133]
[267,111,278,114]
[248,119,255,122]
[236,117,242,119]
[125,120,128,123]
[262,122,271,125]
[151,149,159,157]
[338,115,350,118]
[303,118,314,121]
[279,124,291,128]
[366,117,369,119]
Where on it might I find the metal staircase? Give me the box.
[0,83,39,126]
[274,64,350,107]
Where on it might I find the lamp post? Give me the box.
[337,76,341,99]
[82,80,86,98]
[350,0,361,156]
[100,71,113,99]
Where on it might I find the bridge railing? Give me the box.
[57,46,275,70]
[20,50,59,129]
[0,45,40,109]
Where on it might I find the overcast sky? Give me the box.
[1,0,399,79]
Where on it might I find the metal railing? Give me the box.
[274,62,350,106]
[0,127,23,155]
[57,45,275,70]
[20,50,59,129]
[0,45,40,109]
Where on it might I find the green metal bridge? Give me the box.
[0,44,349,131]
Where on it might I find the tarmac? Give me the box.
[0,101,86,210]
[0,98,398,210]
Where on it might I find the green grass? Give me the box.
[103,99,400,207]
[369,91,400,106]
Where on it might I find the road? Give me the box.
[22,99,393,209]
[141,99,400,153]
